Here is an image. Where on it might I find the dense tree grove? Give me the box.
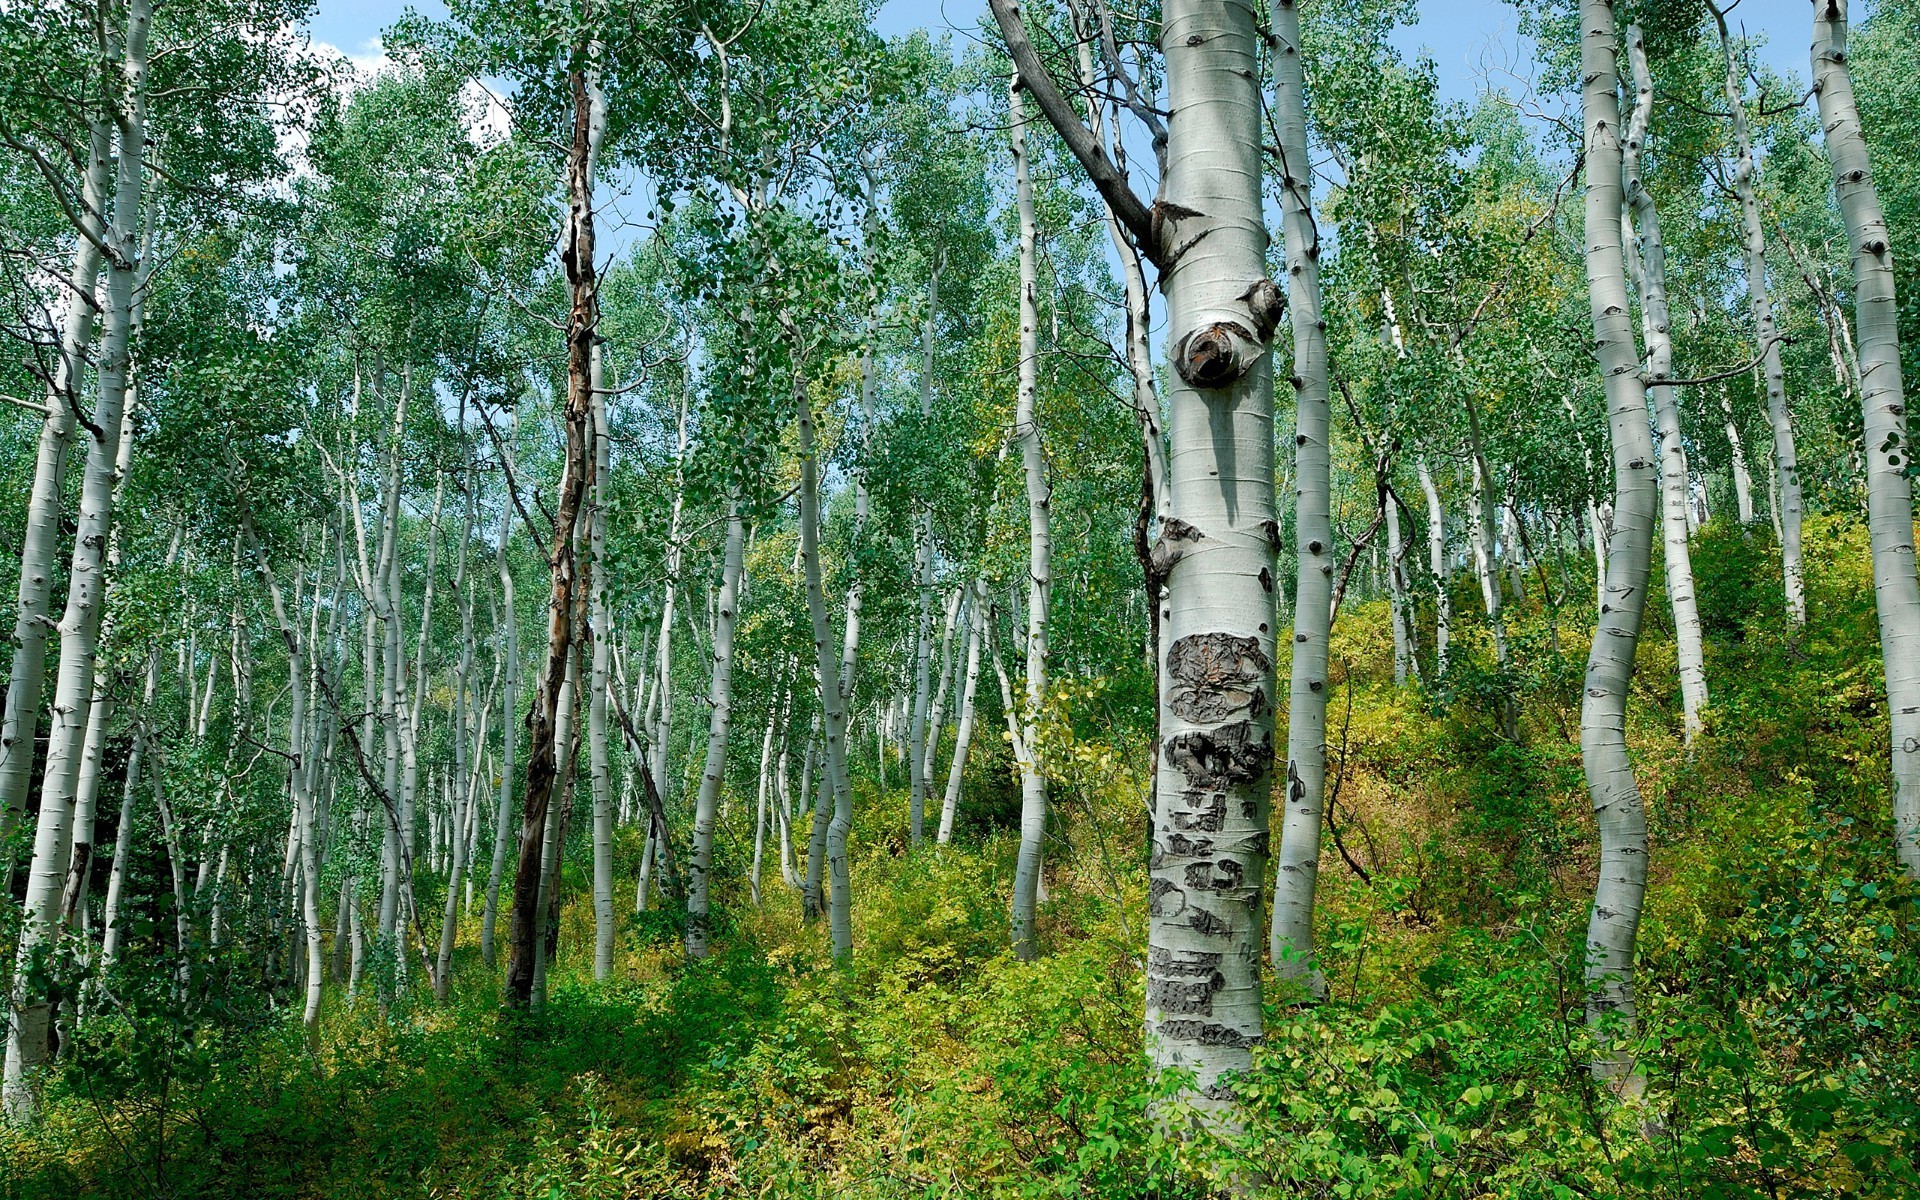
[2,0,1919,1194]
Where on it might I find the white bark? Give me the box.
[686,506,745,959]
[938,584,985,845]
[1418,460,1451,677]
[1715,3,1806,623]
[1136,0,1284,1104]
[0,118,112,838]
[1813,0,1920,879]
[481,484,519,966]
[1269,0,1329,1002]
[1623,27,1709,743]
[589,358,616,980]
[5,0,150,1112]
[1008,79,1053,963]
[1579,0,1658,1088]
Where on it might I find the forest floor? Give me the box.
[6,517,1919,1199]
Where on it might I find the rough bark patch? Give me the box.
[1165,722,1273,789]
[1167,633,1270,723]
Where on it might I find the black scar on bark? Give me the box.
[1184,857,1246,892]
[1147,947,1226,1016]
[1158,1019,1259,1047]
[1169,790,1226,832]
[1150,517,1204,579]
[1167,632,1271,724]
[1166,722,1274,789]
[1175,321,1258,388]
[1186,906,1231,937]
[1162,831,1216,858]
[1148,877,1187,917]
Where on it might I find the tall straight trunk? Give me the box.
[247,520,326,1034]
[505,62,599,1009]
[1385,491,1411,687]
[791,348,855,957]
[1578,0,1658,1088]
[5,1,150,1115]
[99,647,158,966]
[1718,384,1757,525]
[650,397,689,813]
[1814,0,1920,879]
[918,589,962,791]
[1462,392,1513,682]
[589,355,617,980]
[686,505,745,959]
[939,584,985,845]
[0,119,112,841]
[750,683,783,906]
[61,400,141,934]
[1269,0,1329,1001]
[1094,0,1282,1106]
[1623,26,1709,743]
[1418,460,1451,677]
[908,274,940,842]
[482,485,519,966]
[1008,80,1053,962]
[1712,2,1805,623]
[531,648,579,1010]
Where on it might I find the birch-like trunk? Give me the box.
[1008,79,1053,962]
[1418,460,1451,677]
[1623,27,1709,743]
[791,344,856,957]
[1713,2,1806,623]
[1134,0,1284,1104]
[589,356,617,980]
[1269,0,1330,1002]
[686,506,745,959]
[908,274,939,842]
[5,1,150,1113]
[1578,0,1658,1088]
[918,589,962,792]
[0,119,111,840]
[938,584,985,844]
[1813,0,1920,879]
[482,487,519,967]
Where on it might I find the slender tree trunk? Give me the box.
[0,119,111,843]
[919,590,962,792]
[482,485,519,967]
[1578,0,1658,1090]
[790,340,856,957]
[1008,80,1053,961]
[1714,2,1806,623]
[1418,460,1451,677]
[505,62,599,1009]
[908,274,940,842]
[589,355,617,980]
[1813,0,1920,879]
[686,505,745,959]
[5,3,150,1113]
[1269,0,1329,1002]
[1623,26,1709,743]
[939,585,985,845]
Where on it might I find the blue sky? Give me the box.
[308,0,1819,101]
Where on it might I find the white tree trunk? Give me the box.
[5,3,150,1112]
[1716,4,1806,623]
[1623,27,1709,743]
[1579,0,1658,1089]
[1418,460,1451,677]
[1269,0,1329,1003]
[1136,0,1285,1106]
[589,359,617,980]
[939,585,985,845]
[686,506,745,959]
[0,119,112,840]
[482,485,519,966]
[1008,79,1053,962]
[1813,0,1920,879]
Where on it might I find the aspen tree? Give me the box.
[0,119,110,838]
[1813,0,1920,879]
[1007,77,1052,962]
[686,506,745,959]
[1578,0,1658,1088]
[1271,0,1334,998]
[994,0,1284,1103]
[1622,25,1708,742]
[1710,1,1805,623]
[5,0,151,1115]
